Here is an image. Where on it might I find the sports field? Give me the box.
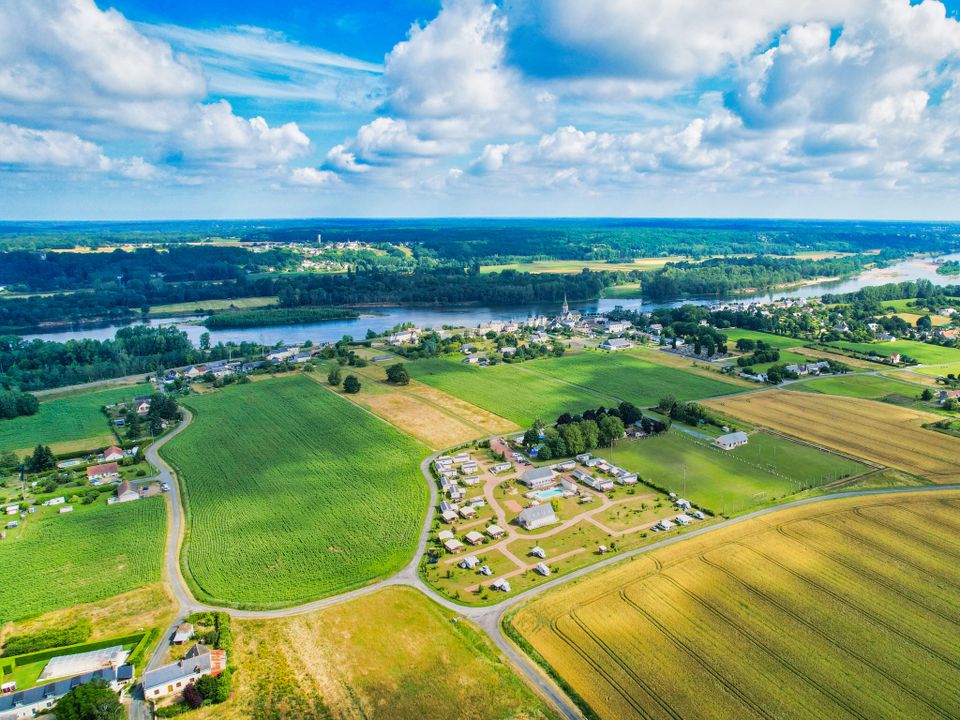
[828,339,960,364]
[162,375,429,608]
[190,587,553,720]
[0,384,145,456]
[509,491,960,720]
[146,296,277,316]
[707,390,960,482]
[793,373,926,401]
[0,498,166,622]
[604,431,866,514]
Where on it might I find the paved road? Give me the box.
[139,405,960,720]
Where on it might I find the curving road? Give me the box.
[141,405,960,720]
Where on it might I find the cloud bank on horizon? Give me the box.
[2,0,960,218]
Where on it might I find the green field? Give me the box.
[722,328,808,350]
[529,352,741,406]
[407,353,741,427]
[146,296,277,317]
[408,358,606,426]
[604,430,867,514]
[0,384,148,456]
[162,375,429,608]
[912,362,960,377]
[0,499,166,622]
[479,257,683,274]
[828,339,960,364]
[880,297,960,312]
[793,373,927,401]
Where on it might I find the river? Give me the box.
[21,254,960,347]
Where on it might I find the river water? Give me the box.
[21,254,960,347]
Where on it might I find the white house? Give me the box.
[517,504,559,530]
[519,466,555,490]
[715,431,749,450]
[599,338,632,351]
[142,645,226,701]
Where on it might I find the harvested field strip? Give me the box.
[510,493,960,720]
[705,390,960,482]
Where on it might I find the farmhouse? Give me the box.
[102,446,124,462]
[465,530,485,545]
[715,431,749,450]
[87,462,119,483]
[115,480,139,503]
[142,645,226,701]
[606,321,632,334]
[938,389,960,404]
[599,338,632,351]
[518,504,559,530]
[0,665,133,720]
[520,466,555,490]
[386,328,421,346]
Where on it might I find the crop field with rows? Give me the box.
[529,352,741,407]
[509,491,960,720]
[706,390,960,482]
[0,498,165,622]
[162,374,429,608]
[0,384,147,456]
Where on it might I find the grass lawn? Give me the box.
[828,339,960,365]
[892,312,951,327]
[792,373,927,401]
[189,587,554,720]
[145,296,277,316]
[0,498,166,622]
[0,384,148,456]
[881,297,960,312]
[602,282,643,298]
[162,374,429,608]
[604,430,867,514]
[528,351,742,407]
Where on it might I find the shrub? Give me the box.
[2,620,92,657]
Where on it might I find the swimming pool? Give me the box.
[530,488,564,501]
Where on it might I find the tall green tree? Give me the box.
[385,363,411,385]
[343,375,361,393]
[327,367,342,386]
[54,680,123,720]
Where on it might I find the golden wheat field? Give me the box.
[509,491,960,720]
[705,390,960,482]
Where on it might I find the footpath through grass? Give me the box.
[0,384,147,456]
[0,498,166,622]
[162,374,429,608]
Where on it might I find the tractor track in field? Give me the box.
[693,552,958,719]
[140,407,960,720]
[783,521,960,622]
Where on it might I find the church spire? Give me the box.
[562,292,569,315]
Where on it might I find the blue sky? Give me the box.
[3,0,960,219]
